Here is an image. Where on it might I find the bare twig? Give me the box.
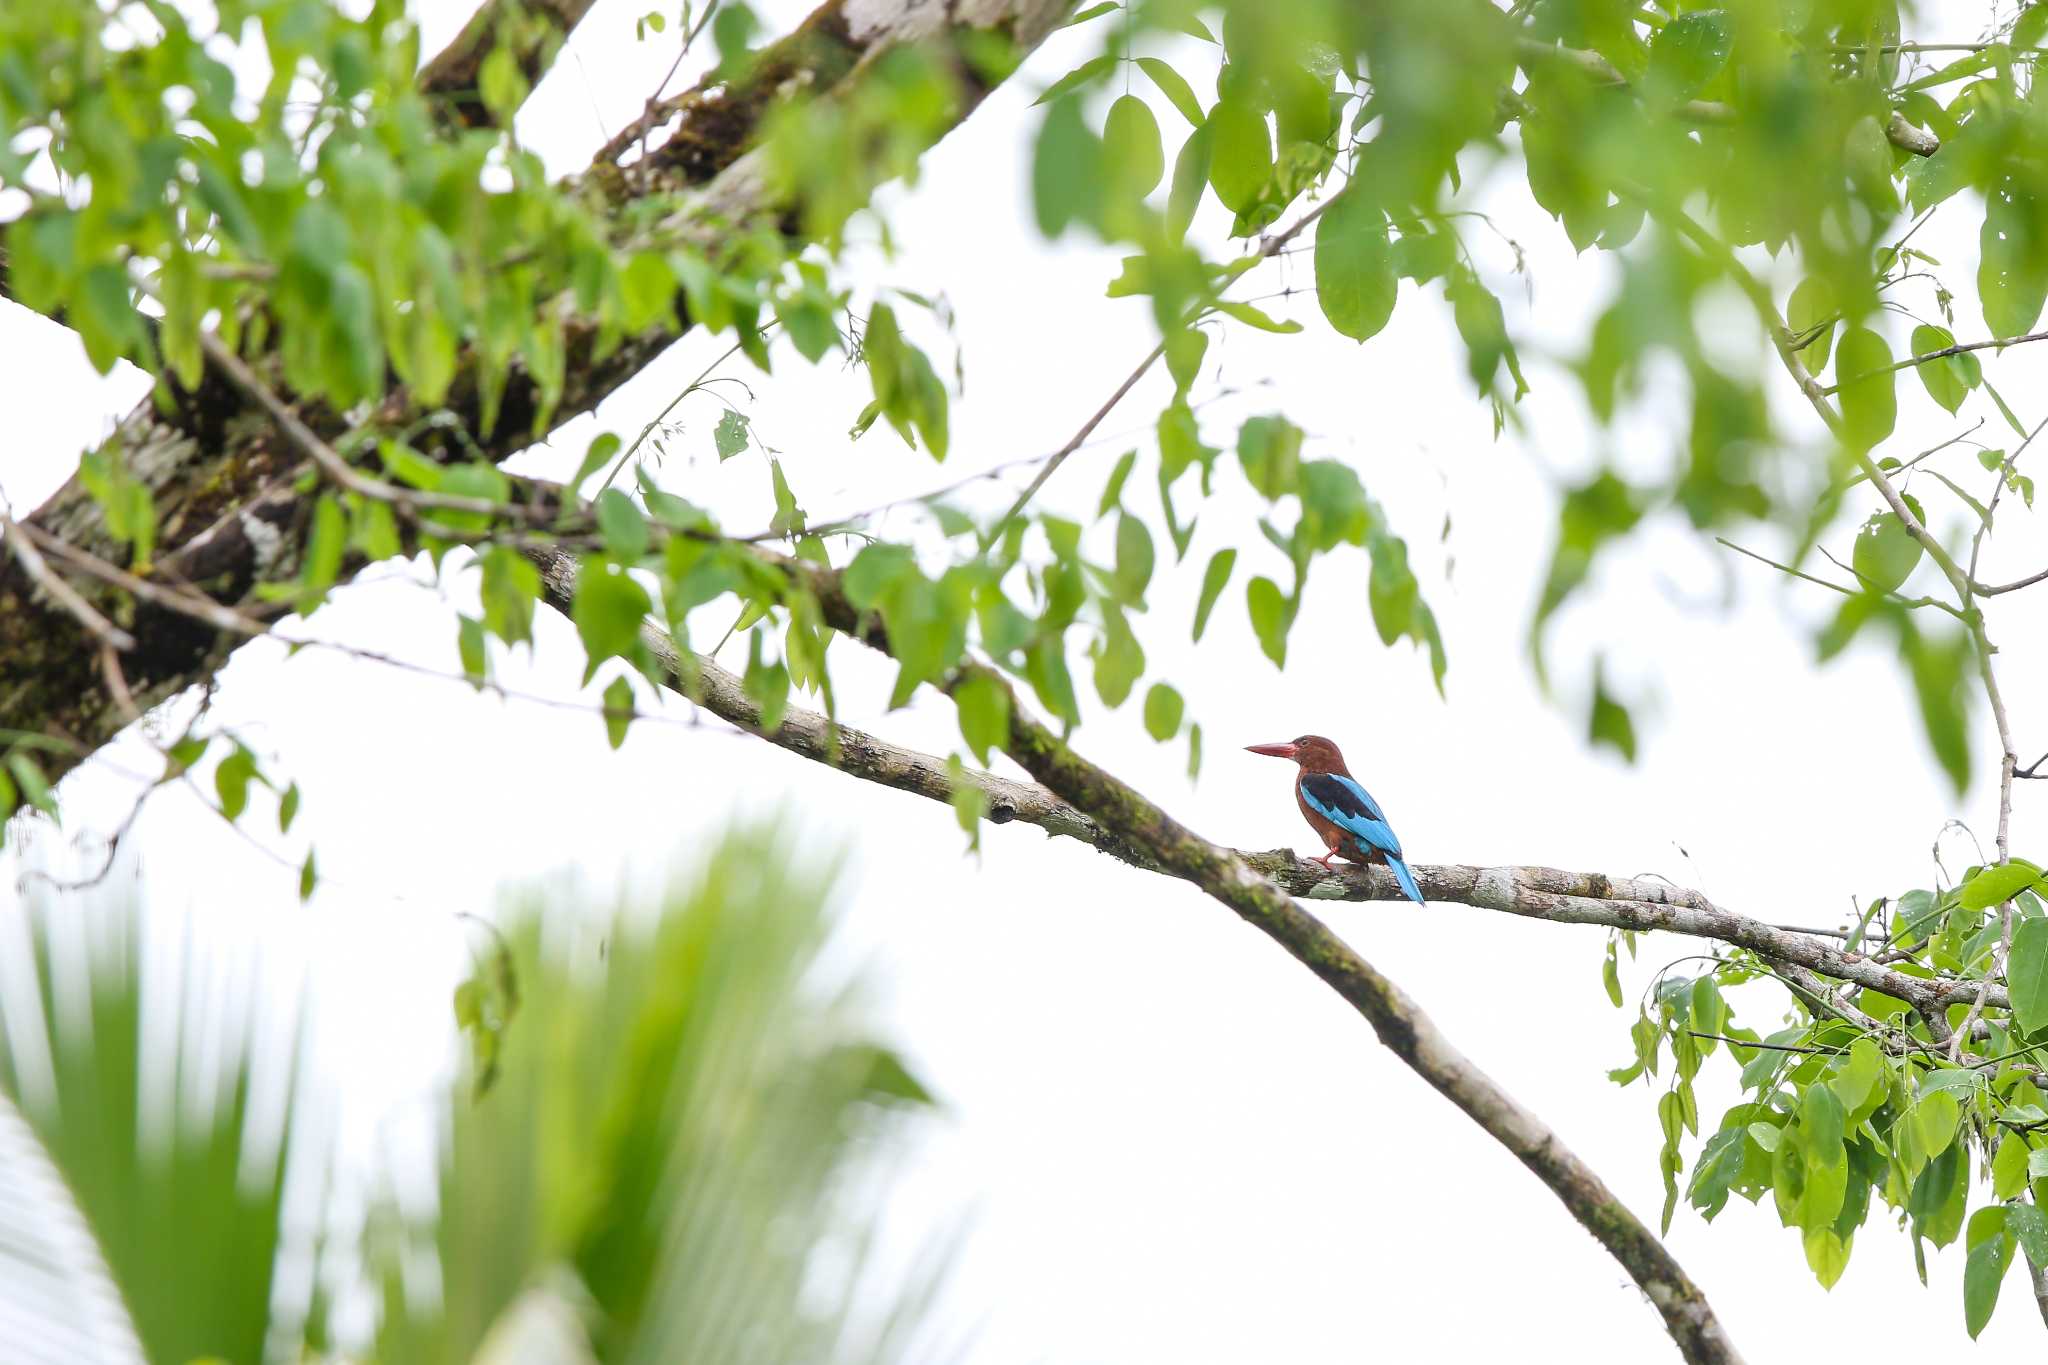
[1,514,136,651]
[981,341,1166,543]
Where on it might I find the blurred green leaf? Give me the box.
[1143,681,1184,740]
[1315,184,1396,342]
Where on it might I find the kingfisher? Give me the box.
[1245,735,1425,904]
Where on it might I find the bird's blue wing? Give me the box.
[1299,773,1403,858]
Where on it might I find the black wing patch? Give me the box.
[1300,772,1377,822]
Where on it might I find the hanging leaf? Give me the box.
[1835,327,1897,451]
[1103,94,1165,198]
[1314,184,1397,342]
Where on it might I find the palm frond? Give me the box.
[0,898,311,1365]
[373,822,948,1365]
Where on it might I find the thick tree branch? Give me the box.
[990,688,1744,1363]
[528,550,1742,1364]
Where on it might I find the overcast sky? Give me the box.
[5,0,2046,1357]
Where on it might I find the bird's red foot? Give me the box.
[1311,851,1340,872]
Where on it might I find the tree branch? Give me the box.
[529,546,1743,1362]
[0,0,1073,782]
[990,684,1744,1363]
[1514,39,1938,157]
[418,0,599,130]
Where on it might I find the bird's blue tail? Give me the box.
[1388,855,1424,905]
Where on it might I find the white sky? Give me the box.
[4,0,2047,1357]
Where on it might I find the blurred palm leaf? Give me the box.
[0,902,305,1365]
[377,824,944,1365]
[0,1089,145,1364]
[0,821,946,1364]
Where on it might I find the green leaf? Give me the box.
[1246,575,1292,666]
[1206,99,1272,213]
[1830,1037,1883,1114]
[2009,916,2048,1035]
[299,849,318,902]
[1097,449,1139,519]
[596,489,651,562]
[1237,415,1302,499]
[1167,124,1211,240]
[603,675,635,749]
[1059,0,1118,27]
[1787,276,1838,373]
[715,410,752,460]
[1035,53,1117,106]
[1143,682,1184,741]
[1916,1068,1982,1101]
[1993,1135,2031,1201]
[1982,178,2048,339]
[1647,8,1732,103]
[1033,94,1103,237]
[572,562,653,679]
[458,615,488,683]
[1802,1226,1850,1290]
[479,43,529,123]
[214,746,257,823]
[1802,1081,1846,1168]
[1835,327,1898,452]
[1961,860,2045,910]
[1103,94,1164,198]
[1964,1211,2013,1338]
[953,673,1010,766]
[278,782,300,835]
[6,752,56,820]
[619,252,680,331]
[1589,666,1636,762]
[1214,300,1302,333]
[1136,58,1205,127]
[1909,324,1980,415]
[297,494,348,613]
[1163,326,1208,397]
[1850,509,1923,593]
[1315,184,1397,343]
[1688,1128,1745,1218]
[2010,1203,2048,1266]
[1092,608,1145,708]
[742,629,791,731]
[1602,944,1623,1007]
[1113,512,1155,602]
[1193,548,1236,640]
[1912,1091,1962,1161]
[479,546,542,648]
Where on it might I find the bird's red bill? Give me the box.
[1245,742,1299,759]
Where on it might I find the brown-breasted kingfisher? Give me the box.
[1246,734,1424,904]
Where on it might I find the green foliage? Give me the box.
[378,824,939,1365]
[0,829,941,1362]
[17,1,2048,1342]
[1619,866,2048,1339]
[0,900,303,1365]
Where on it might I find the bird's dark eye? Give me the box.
[1294,736,1308,746]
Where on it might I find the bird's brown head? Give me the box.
[1244,734,1349,774]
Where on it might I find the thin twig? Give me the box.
[1,514,136,651]
[1820,327,2048,394]
[981,341,1165,544]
